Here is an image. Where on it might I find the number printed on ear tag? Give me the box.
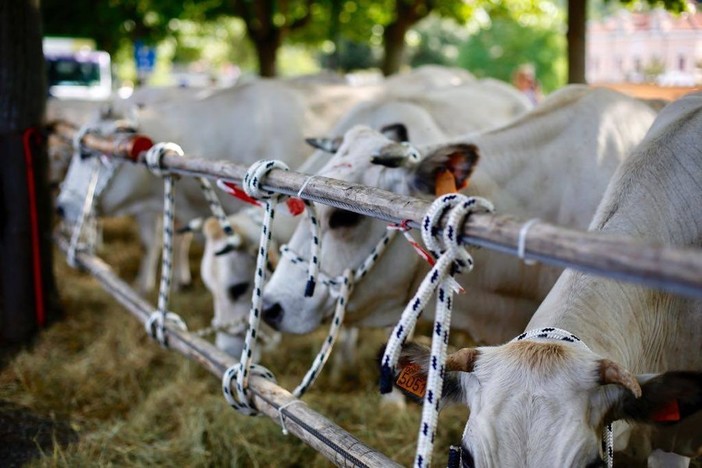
[395,363,427,398]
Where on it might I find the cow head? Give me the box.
[262,124,479,333]
[397,341,702,467]
[201,216,271,357]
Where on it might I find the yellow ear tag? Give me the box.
[435,170,458,196]
[395,362,427,398]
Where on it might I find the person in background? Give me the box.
[513,63,543,106]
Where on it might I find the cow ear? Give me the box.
[410,144,480,195]
[390,342,471,407]
[305,136,343,154]
[613,371,702,425]
[380,123,409,143]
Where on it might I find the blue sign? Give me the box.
[134,41,156,73]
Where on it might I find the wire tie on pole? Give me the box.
[297,174,316,198]
[517,218,540,266]
[277,399,305,436]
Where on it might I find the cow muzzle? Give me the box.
[262,302,284,330]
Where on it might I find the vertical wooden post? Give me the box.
[0,0,62,344]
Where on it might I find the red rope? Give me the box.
[22,127,46,327]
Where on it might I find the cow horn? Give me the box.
[598,359,642,398]
[305,137,342,154]
[371,142,417,168]
[445,348,481,373]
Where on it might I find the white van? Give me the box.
[44,37,112,101]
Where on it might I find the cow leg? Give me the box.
[172,230,192,290]
[647,451,689,468]
[134,212,161,294]
[329,327,360,385]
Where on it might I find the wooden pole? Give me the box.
[155,153,702,299]
[54,236,401,468]
[52,127,702,299]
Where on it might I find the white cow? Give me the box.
[201,79,532,357]
[56,79,340,292]
[398,91,702,467]
[261,86,657,345]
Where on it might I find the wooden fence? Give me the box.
[51,121,702,466]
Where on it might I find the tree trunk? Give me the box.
[382,21,409,76]
[0,0,62,344]
[567,0,588,84]
[254,35,280,77]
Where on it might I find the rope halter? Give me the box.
[380,193,494,468]
[143,142,188,347]
[513,327,614,468]
[65,124,118,268]
[221,160,315,416]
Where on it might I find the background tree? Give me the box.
[197,0,317,77]
[42,0,188,54]
[1,0,61,345]
[457,11,566,92]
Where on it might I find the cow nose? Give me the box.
[262,302,284,329]
[56,205,65,218]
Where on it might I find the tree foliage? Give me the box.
[42,0,195,54]
[458,15,567,92]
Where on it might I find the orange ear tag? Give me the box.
[395,362,427,398]
[435,170,458,196]
[652,399,680,422]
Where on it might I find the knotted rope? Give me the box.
[143,142,188,347]
[221,160,319,416]
[66,126,117,268]
[221,159,402,417]
[196,177,243,255]
[513,327,614,468]
[278,224,398,398]
[380,193,494,468]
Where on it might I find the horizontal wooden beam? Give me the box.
[55,125,702,299]
[156,152,702,299]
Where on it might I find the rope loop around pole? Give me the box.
[221,362,277,416]
[144,142,187,348]
[145,142,184,177]
[145,311,188,348]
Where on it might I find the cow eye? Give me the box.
[328,209,363,229]
[227,282,250,301]
[461,446,475,468]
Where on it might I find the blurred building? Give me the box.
[587,6,702,85]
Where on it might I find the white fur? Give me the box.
[450,92,702,466]
[263,86,657,342]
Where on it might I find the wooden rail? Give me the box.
[53,121,702,299]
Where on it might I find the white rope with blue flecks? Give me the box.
[143,142,188,347]
[195,177,243,255]
[280,224,398,397]
[380,193,494,468]
[513,327,614,468]
[221,160,320,416]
